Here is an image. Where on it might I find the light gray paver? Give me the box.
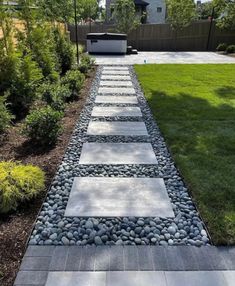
[100,81,133,87]
[165,271,227,286]
[103,66,129,70]
[45,272,106,286]
[98,87,135,94]
[101,75,131,80]
[223,271,235,286]
[14,271,48,285]
[65,177,174,217]
[106,271,167,286]
[79,143,157,165]
[91,106,142,117]
[95,95,138,104]
[87,121,148,136]
[102,70,130,75]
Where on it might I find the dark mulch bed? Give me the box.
[0,68,96,286]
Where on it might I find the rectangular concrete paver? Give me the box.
[14,271,48,285]
[87,121,148,136]
[98,87,135,94]
[65,177,174,217]
[100,81,133,87]
[101,75,131,81]
[95,95,138,104]
[103,66,129,70]
[79,143,157,165]
[45,272,106,286]
[91,106,142,117]
[102,70,130,75]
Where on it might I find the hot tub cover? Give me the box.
[87,33,127,40]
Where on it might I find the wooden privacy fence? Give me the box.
[68,21,235,51]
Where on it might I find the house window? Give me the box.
[157,7,162,13]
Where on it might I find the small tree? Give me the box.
[112,0,140,34]
[214,0,235,30]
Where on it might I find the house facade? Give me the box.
[106,0,166,24]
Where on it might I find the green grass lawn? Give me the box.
[135,64,235,245]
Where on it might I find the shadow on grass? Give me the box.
[215,86,235,99]
[146,89,235,245]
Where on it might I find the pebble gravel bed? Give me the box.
[29,66,210,247]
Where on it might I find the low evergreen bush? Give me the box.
[0,97,14,133]
[78,54,95,74]
[226,45,235,54]
[216,43,228,52]
[0,161,45,213]
[61,70,85,98]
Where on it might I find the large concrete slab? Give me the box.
[98,87,135,94]
[103,66,129,70]
[95,95,138,104]
[100,81,133,87]
[87,121,148,136]
[91,106,142,117]
[95,52,235,65]
[102,70,130,75]
[46,272,105,286]
[101,75,131,81]
[65,177,174,217]
[79,143,157,165]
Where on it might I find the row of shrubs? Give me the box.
[216,43,235,54]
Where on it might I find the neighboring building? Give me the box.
[106,0,166,24]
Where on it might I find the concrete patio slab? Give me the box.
[65,177,174,217]
[100,81,133,87]
[87,121,148,136]
[98,87,135,94]
[102,70,130,75]
[95,52,235,65]
[79,143,157,164]
[95,95,138,104]
[45,272,105,286]
[103,66,129,70]
[91,106,142,117]
[101,75,131,80]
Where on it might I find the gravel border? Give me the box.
[29,65,210,247]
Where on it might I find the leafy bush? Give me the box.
[0,161,45,213]
[0,97,14,133]
[39,82,71,110]
[61,70,85,98]
[226,45,235,54]
[23,106,63,145]
[53,27,75,75]
[216,43,228,52]
[78,53,95,74]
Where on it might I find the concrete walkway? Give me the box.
[94,52,235,65]
[14,65,235,285]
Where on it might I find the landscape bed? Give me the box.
[135,64,235,245]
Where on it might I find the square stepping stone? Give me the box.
[95,96,138,104]
[46,272,106,286]
[100,81,133,87]
[101,75,131,81]
[102,70,130,75]
[98,87,135,94]
[91,106,142,117]
[87,121,148,136]
[79,143,157,164]
[103,66,129,70]
[65,178,174,217]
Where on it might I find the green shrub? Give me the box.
[226,45,235,54]
[0,97,14,133]
[61,70,85,98]
[216,43,228,52]
[78,53,95,74]
[0,161,45,213]
[23,106,63,145]
[39,82,71,110]
[53,28,75,75]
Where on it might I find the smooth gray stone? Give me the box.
[165,271,227,286]
[95,96,138,104]
[100,81,133,87]
[98,87,135,94]
[101,75,131,80]
[87,121,148,136]
[65,177,174,217]
[25,246,55,257]
[223,271,235,286]
[14,271,48,285]
[79,143,157,165]
[91,106,142,117]
[106,271,167,286]
[103,66,129,70]
[102,70,130,75]
[20,257,51,271]
[45,272,106,286]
